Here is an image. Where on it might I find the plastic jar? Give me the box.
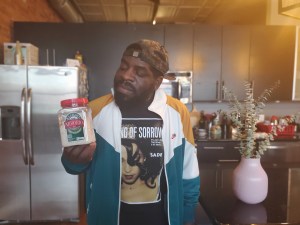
[58,98,95,147]
[210,119,222,139]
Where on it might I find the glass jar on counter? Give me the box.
[210,118,222,139]
[58,98,95,147]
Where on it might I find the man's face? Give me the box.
[113,55,163,108]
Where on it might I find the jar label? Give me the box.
[64,112,85,142]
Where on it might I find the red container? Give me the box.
[256,123,295,136]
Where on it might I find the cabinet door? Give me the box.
[222,26,251,100]
[264,167,288,218]
[164,24,194,71]
[249,26,296,101]
[200,164,236,204]
[262,141,300,164]
[193,25,222,101]
[288,168,300,221]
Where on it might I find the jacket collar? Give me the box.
[148,88,167,119]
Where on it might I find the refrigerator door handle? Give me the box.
[27,88,34,165]
[21,87,28,165]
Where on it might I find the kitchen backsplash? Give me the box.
[189,101,300,120]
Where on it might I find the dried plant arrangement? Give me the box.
[223,81,280,158]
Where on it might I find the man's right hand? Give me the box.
[63,142,96,164]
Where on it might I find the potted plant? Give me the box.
[223,80,279,204]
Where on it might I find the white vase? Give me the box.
[232,157,268,204]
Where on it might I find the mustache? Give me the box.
[115,80,135,91]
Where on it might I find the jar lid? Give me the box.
[61,98,88,107]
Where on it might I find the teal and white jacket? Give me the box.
[61,89,200,225]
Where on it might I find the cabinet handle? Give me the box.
[218,159,239,162]
[221,170,224,188]
[215,170,219,188]
[221,80,225,100]
[251,80,254,89]
[21,88,28,165]
[216,80,219,100]
[203,146,224,150]
[267,145,287,149]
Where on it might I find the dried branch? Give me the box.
[223,80,280,158]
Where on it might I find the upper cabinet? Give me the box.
[164,24,194,71]
[14,22,165,100]
[249,26,296,101]
[221,26,251,100]
[193,25,222,101]
[14,23,297,102]
[193,25,296,102]
[193,25,251,101]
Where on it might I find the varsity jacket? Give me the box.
[61,89,200,225]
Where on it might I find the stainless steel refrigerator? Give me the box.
[0,65,84,222]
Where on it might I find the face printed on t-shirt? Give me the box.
[121,118,164,203]
[121,143,145,185]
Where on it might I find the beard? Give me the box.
[114,80,154,110]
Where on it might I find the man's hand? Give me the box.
[63,142,96,164]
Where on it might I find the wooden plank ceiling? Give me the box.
[68,0,267,24]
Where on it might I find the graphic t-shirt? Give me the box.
[119,109,168,225]
[121,117,164,203]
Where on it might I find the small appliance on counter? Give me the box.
[159,71,192,104]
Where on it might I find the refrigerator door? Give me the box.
[0,65,30,220]
[27,66,79,221]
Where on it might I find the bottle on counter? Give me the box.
[75,50,83,65]
[198,110,207,138]
[220,111,231,139]
[14,41,24,65]
[210,115,222,139]
[58,98,95,147]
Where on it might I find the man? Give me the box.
[62,39,200,225]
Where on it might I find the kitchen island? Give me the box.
[196,134,300,225]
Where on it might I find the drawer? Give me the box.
[196,141,300,164]
[197,141,240,163]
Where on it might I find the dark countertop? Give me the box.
[198,162,300,225]
[195,133,300,142]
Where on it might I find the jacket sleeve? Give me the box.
[61,155,91,175]
[182,141,200,223]
[183,174,200,223]
[181,105,200,223]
